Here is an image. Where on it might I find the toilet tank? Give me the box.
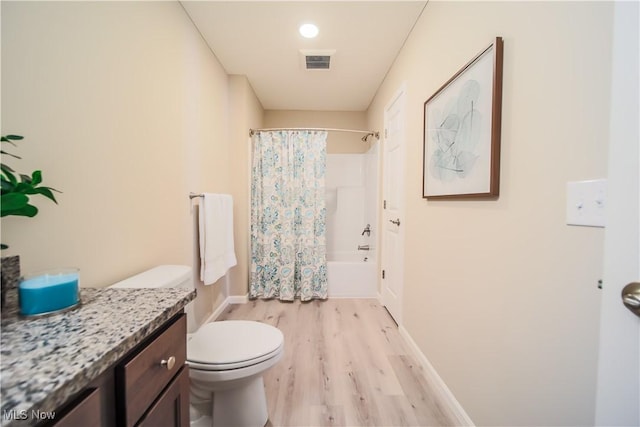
[110,265,196,331]
[110,265,192,290]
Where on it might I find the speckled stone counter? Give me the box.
[0,287,196,426]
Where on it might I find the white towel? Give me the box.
[198,193,237,285]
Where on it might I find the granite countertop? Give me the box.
[0,287,196,426]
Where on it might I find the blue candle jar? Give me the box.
[19,268,80,316]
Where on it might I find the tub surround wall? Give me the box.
[326,152,378,257]
[367,2,612,425]
[364,141,379,247]
[326,154,366,256]
[325,150,378,298]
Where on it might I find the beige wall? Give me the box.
[264,110,369,154]
[228,75,263,298]
[1,1,236,326]
[367,2,612,425]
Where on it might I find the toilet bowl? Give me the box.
[188,320,283,426]
[110,265,284,427]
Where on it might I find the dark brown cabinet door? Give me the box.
[136,366,190,427]
[52,388,102,427]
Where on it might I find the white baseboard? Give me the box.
[227,294,249,304]
[328,295,378,299]
[398,326,475,426]
[205,294,249,323]
[206,299,229,323]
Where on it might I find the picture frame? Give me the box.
[423,37,503,199]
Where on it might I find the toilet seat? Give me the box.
[187,320,284,371]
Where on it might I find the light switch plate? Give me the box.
[566,179,607,227]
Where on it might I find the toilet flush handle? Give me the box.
[161,356,176,370]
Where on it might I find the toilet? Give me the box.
[110,265,284,427]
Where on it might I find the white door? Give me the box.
[595,2,639,425]
[381,85,406,325]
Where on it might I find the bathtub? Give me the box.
[327,251,377,298]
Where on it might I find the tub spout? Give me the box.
[357,245,370,251]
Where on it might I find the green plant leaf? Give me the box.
[1,179,16,194]
[3,168,18,186]
[2,204,38,218]
[1,135,60,225]
[15,182,33,193]
[0,150,21,159]
[31,170,42,186]
[1,163,16,175]
[1,192,29,214]
[1,243,8,250]
[32,187,59,203]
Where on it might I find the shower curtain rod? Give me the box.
[249,127,380,141]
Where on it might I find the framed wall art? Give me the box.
[423,37,504,199]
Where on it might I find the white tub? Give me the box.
[327,251,377,298]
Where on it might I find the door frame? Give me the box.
[594,1,640,423]
[380,83,407,325]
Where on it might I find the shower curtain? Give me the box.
[250,130,328,301]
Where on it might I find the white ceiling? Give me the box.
[181,1,426,111]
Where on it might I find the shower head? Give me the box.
[361,131,380,142]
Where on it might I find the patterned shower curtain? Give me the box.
[250,130,328,301]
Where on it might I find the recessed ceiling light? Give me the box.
[299,23,319,39]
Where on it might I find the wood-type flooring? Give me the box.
[217,298,456,427]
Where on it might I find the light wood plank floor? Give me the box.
[217,299,456,427]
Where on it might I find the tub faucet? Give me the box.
[358,245,370,251]
[361,224,371,236]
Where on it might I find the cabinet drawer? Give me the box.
[119,314,186,427]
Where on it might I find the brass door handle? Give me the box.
[622,282,640,317]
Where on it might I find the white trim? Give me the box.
[398,325,475,426]
[247,136,253,301]
[205,294,249,323]
[228,294,249,304]
[206,298,230,323]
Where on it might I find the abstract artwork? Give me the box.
[423,37,503,199]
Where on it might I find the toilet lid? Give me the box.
[187,320,284,369]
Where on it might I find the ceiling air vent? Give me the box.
[306,55,330,70]
[300,49,335,71]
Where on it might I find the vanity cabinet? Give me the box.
[117,313,189,427]
[48,313,189,427]
[48,366,115,427]
[51,388,103,427]
[136,366,190,427]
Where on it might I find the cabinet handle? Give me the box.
[160,356,176,370]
